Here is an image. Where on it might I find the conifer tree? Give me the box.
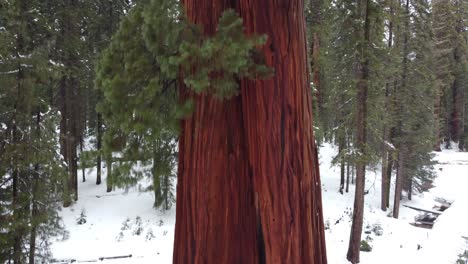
[97,0,327,262]
[0,0,67,262]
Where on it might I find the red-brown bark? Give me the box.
[174,1,327,263]
[239,1,327,263]
[173,1,258,263]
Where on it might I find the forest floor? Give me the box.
[51,143,468,263]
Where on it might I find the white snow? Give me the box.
[51,143,468,263]
[51,168,175,263]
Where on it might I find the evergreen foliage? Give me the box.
[0,0,465,260]
[0,0,67,261]
[95,0,271,210]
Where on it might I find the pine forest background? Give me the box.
[0,0,466,263]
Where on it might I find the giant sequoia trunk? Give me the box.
[239,1,327,263]
[173,1,259,263]
[173,1,327,263]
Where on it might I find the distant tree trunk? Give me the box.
[346,159,350,193]
[381,3,393,211]
[385,154,393,207]
[12,124,22,264]
[381,149,389,211]
[339,135,346,194]
[106,155,112,193]
[393,151,405,218]
[240,1,327,262]
[57,0,81,205]
[451,76,463,143]
[407,178,413,200]
[96,114,102,185]
[152,142,162,206]
[453,3,465,150]
[310,0,323,117]
[393,0,410,219]
[80,138,86,182]
[434,87,442,151]
[455,15,466,152]
[172,1,259,262]
[29,111,41,264]
[59,78,72,207]
[347,0,370,261]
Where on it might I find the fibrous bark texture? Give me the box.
[173,1,258,263]
[173,1,327,263]
[239,1,327,263]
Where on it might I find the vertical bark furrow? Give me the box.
[173,1,258,263]
[239,1,327,263]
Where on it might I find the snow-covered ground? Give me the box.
[51,143,468,263]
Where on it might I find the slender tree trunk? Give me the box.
[453,2,465,150]
[29,112,41,264]
[12,124,21,264]
[96,114,102,185]
[347,0,370,261]
[385,154,393,207]
[12,25,25,261]
[393,0,410,218]
[381,2,393,211]
[173,2,259,263]
[59,78,72,207]
[451,76,463,143]
[106,155,112,193]
[240,1,327,262]
[393,150,405,218]
[381,149,389,211]
[152,142,162,206]
[407,177,412,200]
[434,86,442,151]
[346,158,350,193]
[310,0,323,117]
[80,138,85,182]
[339,135,346,194]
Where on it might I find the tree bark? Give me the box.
[81,138,86,182]
[310,0,323,116]
[393,0,410,218]
[339,134,346,194]
[385,154,393,207]
[29,111,41,264]
[240,1,327,263]
[346,158,350,193]
[393,150,404,218]
[453,0,465,150]
[381,2,394,211]
[381,149,389,211]
[173,1,259,263]
[96,114,102,185]
[347,0,370,261]
[434,86,442,151]
[173,1,327,263]
[106,155,112,193]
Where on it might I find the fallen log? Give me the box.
[99,254,133,261]
[403,204,442,215]
[51,254,132,263]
